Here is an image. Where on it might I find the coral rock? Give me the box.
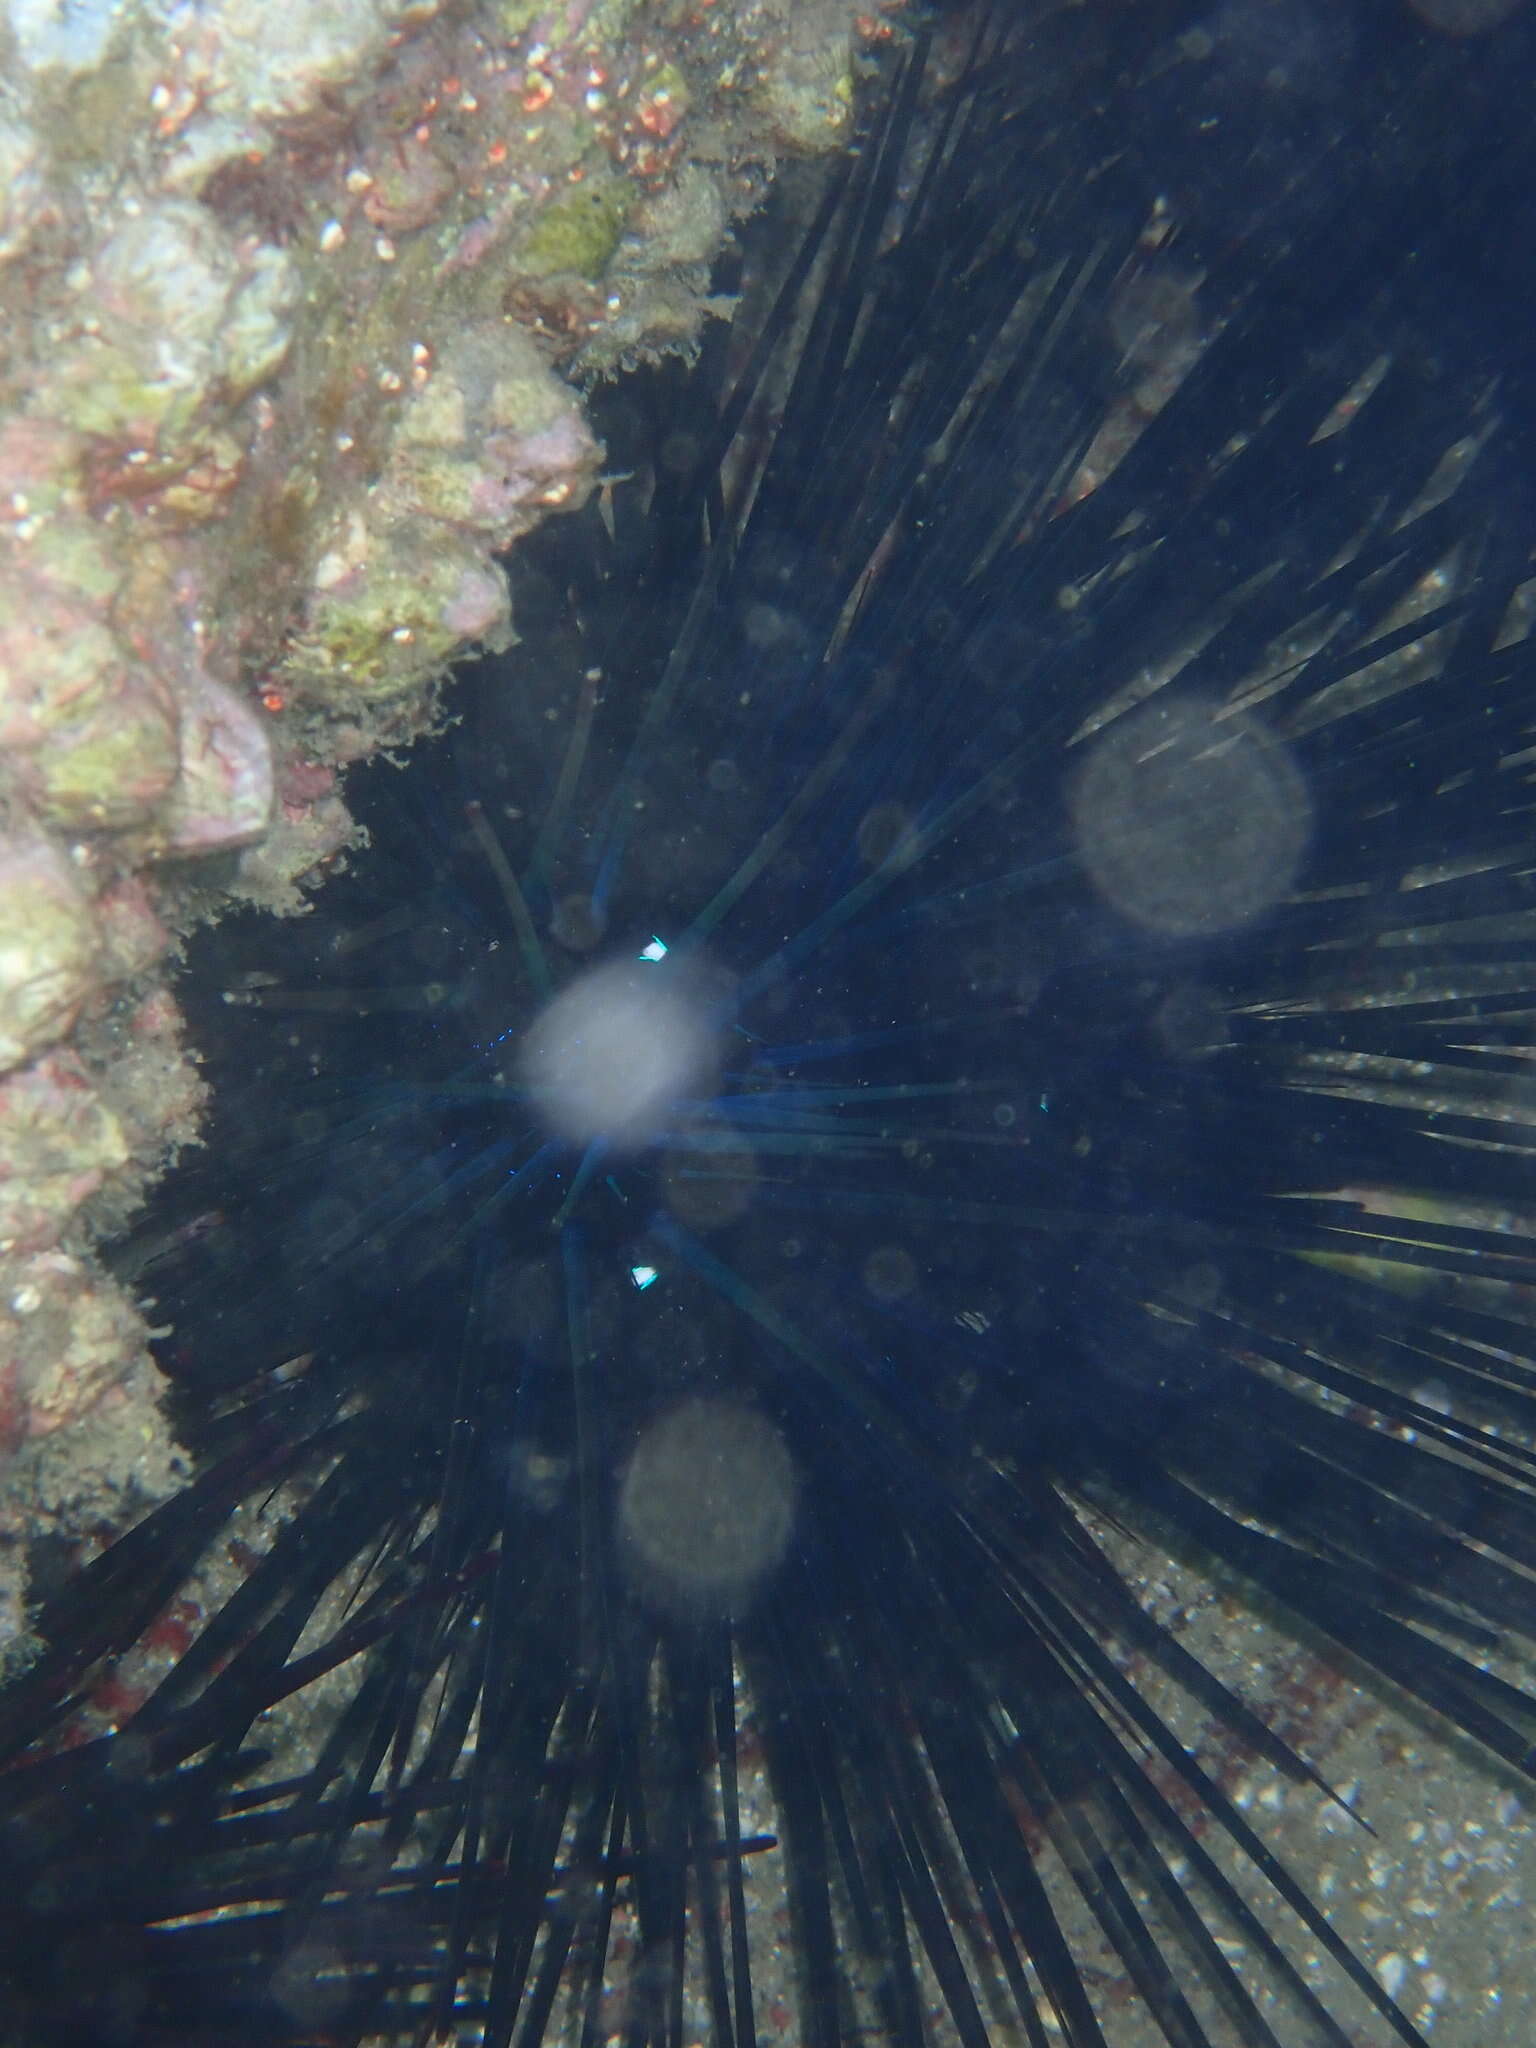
[383,323,601,539]
[35,662,183,832]
[293,512,515,699]
[40,203,296,447]
[0,1053,129,1256]
[0,840,101,1075]
[12,1252,146,1441]
[157,668,275,853]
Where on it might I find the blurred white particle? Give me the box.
[1069,693,1309,936]
[618,1396,797,1619]
[519,959,716,1150]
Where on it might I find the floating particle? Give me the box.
[1069,693,1310,937]
[518,958,718,1150]
[617,1395,797,1619]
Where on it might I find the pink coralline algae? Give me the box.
[155,668,275,855]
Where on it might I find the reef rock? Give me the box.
[0,0,891,1661]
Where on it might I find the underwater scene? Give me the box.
[3,3,1536,2046]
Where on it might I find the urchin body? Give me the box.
[4,10,1536,2048]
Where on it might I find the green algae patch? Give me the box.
[518,175,631,280]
